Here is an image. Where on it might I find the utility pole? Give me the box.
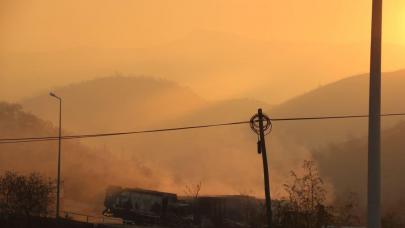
[250,108,272,228]
[368,0,383,227]
[50,92,62,219]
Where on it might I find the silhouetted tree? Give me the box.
[184,181,202,200]
[0,171,56,219]
[278,160,331,228]
[183,181,203,225]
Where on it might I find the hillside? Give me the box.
[314,121,405,211]
[20,77,297,198]
[12,71,405,210]
[0,102,167,214]
[22,76,207,132]
[271,69,405,147]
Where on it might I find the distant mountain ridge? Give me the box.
[315,121,405,209]
[20,76,277,198]
[19,71,405,179]
[271,69,405,146]
[22,76,207,132]
[3,29,405,103]
[4,70,405,212]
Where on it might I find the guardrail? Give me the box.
[62,211,123,225]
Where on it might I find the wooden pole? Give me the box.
[258,108,272,227]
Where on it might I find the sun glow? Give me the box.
[401,14,405,43]
[385,0,405,45]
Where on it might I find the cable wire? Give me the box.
[0,120,249,143]
[271,112,405,121]
[1,112,405,144]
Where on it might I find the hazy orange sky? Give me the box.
[2,0,405,50]
[2,0,405,209]
[1,0,405,102]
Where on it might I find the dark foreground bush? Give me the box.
[0,217,96,228]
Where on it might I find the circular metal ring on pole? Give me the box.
[250,113,272,135]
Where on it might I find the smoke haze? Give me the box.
[1,0,405,217]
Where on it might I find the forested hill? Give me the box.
[0,102,162,214]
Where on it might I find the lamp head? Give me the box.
[49,92,61,99]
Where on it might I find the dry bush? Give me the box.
[0,171,56,219]
[276,160,332,228]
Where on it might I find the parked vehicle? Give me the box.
[103,186,263,227]
[103,186,191,226]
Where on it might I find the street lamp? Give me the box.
[50,92,62,219]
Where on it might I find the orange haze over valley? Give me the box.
[1,0,405,216]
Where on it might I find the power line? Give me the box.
[271,112,405,121]
[1,112,405,144]
[0,120,250,143]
